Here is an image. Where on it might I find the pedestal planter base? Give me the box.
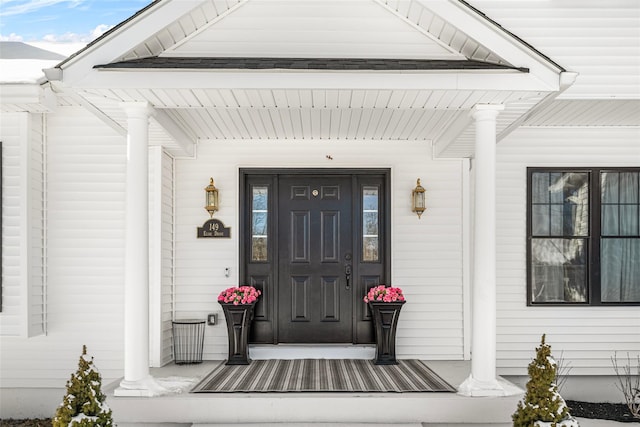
[219,302,256,365]
[368,301,405,365]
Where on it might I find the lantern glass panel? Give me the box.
[414,191,425,209]
[207,190,218,208]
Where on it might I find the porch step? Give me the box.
[195,424,422,427]
[249,344,376,359]
[107,392,521,425]
[424,425,510,427]
[107,360,522,426]
[198,424,529,427]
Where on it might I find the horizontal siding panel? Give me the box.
[161,151,174,366]
[499,342,640,352]
[1,107,127,388]
[496,127,640,376]
[498,334,640,343]
[168,1,460,59]
[401,312,462,322]
[467,1,640,98]
[498,317,638,327]
[499,326,640,336]
[1,113,27,337]
[499,309,639,319]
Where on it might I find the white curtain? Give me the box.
[601,172,639,302]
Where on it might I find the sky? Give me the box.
[0,0,152,55]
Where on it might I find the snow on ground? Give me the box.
[575,418,630,426]
[155,376,198,394]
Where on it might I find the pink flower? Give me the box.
[218,286,262,304]
[363,285,405,303]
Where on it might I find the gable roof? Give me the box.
[57,0,561,77]
[44,0,578,158]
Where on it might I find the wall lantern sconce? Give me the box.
[205,177,219,218]
[412,178,426,219]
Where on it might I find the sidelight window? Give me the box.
[362,186,379,262]
[251,186,268,262]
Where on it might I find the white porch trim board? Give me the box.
[461,157,472,360]
[148,145,164,368]
[71,70,556,92]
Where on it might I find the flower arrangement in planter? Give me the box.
[363,284,405,303]
[218,286,261,365]
[364,285,406,365]
[218,285,261,305]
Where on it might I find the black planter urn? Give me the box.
[368,301,405,365]
[219,302,256,365]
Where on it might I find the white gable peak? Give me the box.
[163,0,465,60]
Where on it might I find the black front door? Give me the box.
[277,175,353,343]
[242,169,389,345]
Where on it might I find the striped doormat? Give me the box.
[191,359,456,393]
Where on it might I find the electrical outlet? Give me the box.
[207,313,217,325]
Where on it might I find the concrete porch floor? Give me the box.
[104,360,526,426]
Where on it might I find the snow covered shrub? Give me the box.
[53,345,113,427]
[512,335,579,427]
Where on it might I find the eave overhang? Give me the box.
[73,68,552,93]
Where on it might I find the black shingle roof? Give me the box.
[94,57,528,72]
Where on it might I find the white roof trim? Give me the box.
[418,0,563,88]
[59,0,208,83]
[78,69,555,92]
[57,0,565,91]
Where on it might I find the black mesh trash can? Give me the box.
[172,319,205,364]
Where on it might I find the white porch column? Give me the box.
[115,102,167,397]
[459,104,518,397]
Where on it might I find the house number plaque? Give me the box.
[197,218,231,238]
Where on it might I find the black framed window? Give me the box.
[527,167,640,305]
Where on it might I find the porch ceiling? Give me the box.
[77,86,548,157]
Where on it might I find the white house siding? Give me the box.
[28,113,45,337]
[0,112,45,338]
[467,0,640,99]
[149,146,175,367]
[161,150,175,365]
[495,126,640,376]
[166,0,463,60]
[174,139,466,361]
[0,106,127,388]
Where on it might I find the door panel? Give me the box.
[291,276,310,321]
[321,276,340,321]
[291,211,310,262]
[278,176,352,343]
